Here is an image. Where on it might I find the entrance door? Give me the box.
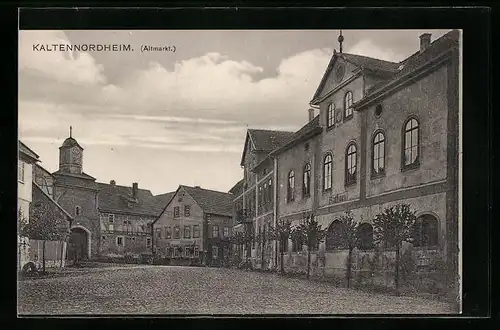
[68,227,88,261]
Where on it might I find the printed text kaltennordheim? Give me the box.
[32,44,133,52]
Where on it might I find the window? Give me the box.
[327,103,335,128]
[303,163,311,197]
[18,160,25,182]
[165,226,171,239]
[223,227,230,237]
[75,206,81,216]
[205,213,211,223]
[212,246,219,259]
[108,214,115,223]
[403,117,420,168]
[193,246,200,257]
[193,225,200,238]
[174,206,180,218]
[156,228,162,239]
[146,237,152,248]
[412,214,439,247]
[287,170,295,202]
[345,143,357,185]
[108,223,114,232]
[184,205,190,217]
[263,168,267,176]
[375,104,383,117]
[344,91,353,119]
[323,154,332,191]
[116,236,124,247]
[268,179,273,203]
[372,131,386,176]
[357,223,374,250]
[183,246,190,258]
[184,225,191,238]
[263,183,268,204]
[173,246,180,258]
[212,225,219,238]
[258,186,263,206]
[173,225,180,239]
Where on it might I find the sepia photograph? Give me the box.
[17,23,462,315]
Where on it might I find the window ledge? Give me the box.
[326,125,335,132]
[401,162,421,173]
[370,172,386,180]
[343,115,353,123]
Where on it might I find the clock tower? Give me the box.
[59,126,83,175]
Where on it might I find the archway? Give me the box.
[68,225,91,260]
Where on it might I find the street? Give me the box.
[18,265,457,315]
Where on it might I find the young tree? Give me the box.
[18,202,69,273]
[373,203,417,295]
[331,211,359,288]
[269,218,292,274]
[229,231,245,263]
[293,212,327,279]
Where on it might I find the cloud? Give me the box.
[347,39,404,63]
[19,30,107,86]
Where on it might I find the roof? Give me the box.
[52,170,96,181]
[228,179,244,195]
[240,129,294,166]
[270,115,322,156]
[357,29,459,108]
[181,185,234,217]
[97,182,157,216]
[60,137,83,149]
[33,182,73,221]
[144,192,176,215]
[311,51,399,104]
[19,141,40,161]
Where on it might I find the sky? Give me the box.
[18,29,451,195]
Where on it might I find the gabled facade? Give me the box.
[153,185,234,265]
[232,30,460,286]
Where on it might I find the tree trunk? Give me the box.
[395,242,400,296]
[280,241,285,274]
[307,247,311,279]
[42,240,46,273]
[261,239,265,270]
[347,247,353,288]
[60,241,64,267]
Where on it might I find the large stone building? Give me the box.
[231,30,460,287]
[153,185,233,265]
[40,129,174,260]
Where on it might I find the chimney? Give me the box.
[194,185,201,189]
[110,180,116,185]
[132,182,138,199]
[308,108,315,122]
[419,33,431,53]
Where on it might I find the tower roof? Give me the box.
[60,137,83,150]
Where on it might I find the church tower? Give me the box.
[59,126,83,175]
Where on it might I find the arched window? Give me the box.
[345,143,357,185]
[323,154,332,191]
[344,91,354,119]
[303,163,311,198]
[372,131,386,176]
[287,170,295,202]
[325,220,347,251]
[327,103,335,128]
[403,117,420,168]
[412,214,439,247]
[357,223,374,250]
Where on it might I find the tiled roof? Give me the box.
[19,141,40,161]
[228,179,244,195]
[361,29,459,104]
[341,53,400,74]
[181,185,234,217]
[97,182,157,216]
[33,182,73,220]
[144,192,176,215]
[271,115,321,156]
[248,129,295,152]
